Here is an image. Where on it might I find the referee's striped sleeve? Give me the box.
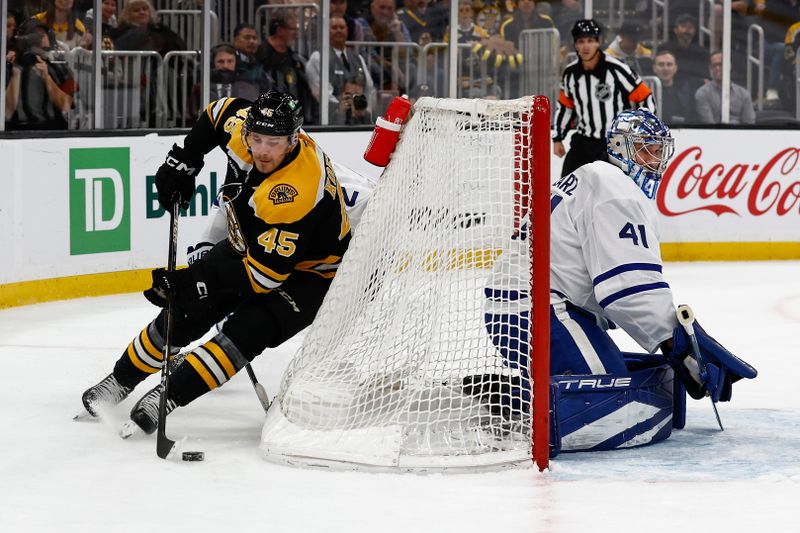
[631,83,656,110]
[553,70,576,141]
[607,57,655,111]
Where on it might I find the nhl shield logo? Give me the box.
[269,184,299,205]
[595,82,612,101]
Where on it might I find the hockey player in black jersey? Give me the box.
[80,91,353,434]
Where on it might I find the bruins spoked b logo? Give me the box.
[595,82,612,101]
[269,184,299,204]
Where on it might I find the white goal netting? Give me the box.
[261,96,549,471]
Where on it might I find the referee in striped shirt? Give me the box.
[554,19,656,177]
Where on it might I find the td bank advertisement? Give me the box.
[69,147,132,256]
[0,131,375,286]
[1,135,219,284]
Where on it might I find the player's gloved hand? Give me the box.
[155,144,204,210]
[187,241,214,266]
[662,321,757,402]
[143,264,215,320]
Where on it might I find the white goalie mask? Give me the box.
[606,109,675,200]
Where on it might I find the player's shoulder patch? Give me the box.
[268,184,300,205]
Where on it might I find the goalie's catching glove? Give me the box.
[155,144,204,210]
[662,321,757,402]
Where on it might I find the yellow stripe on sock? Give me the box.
[186,353,219,390]
[140,327,163,361]
[127,343,159,373]
[204,341,236,379]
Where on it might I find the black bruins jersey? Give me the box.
[183,97,257,184]
[186,97,351,294]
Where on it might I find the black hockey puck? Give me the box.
[182,451,204,462]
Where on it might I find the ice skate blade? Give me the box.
[73,409,95,422]
[119,421,144,439]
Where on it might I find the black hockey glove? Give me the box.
[143,264,216,321]
[662,321,757,402]
[155,144,204,210]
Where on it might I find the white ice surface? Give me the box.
[1,261,799,532]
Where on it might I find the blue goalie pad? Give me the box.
[549,360,686,456]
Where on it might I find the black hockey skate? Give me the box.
[80,373,133,418]
[127,384,177,435]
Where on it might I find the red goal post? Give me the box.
[262,95,551,472]
[530,95,551,472]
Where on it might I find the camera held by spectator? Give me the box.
[350,93,369,112]
[16,32,66,67]
[335,77,373,125]
[6,20,76,131]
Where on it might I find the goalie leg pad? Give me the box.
[550,363,682,455]
[483,311,530,379]
[485,303,629,378]
[550,302,629,375]
[483,303,631,411]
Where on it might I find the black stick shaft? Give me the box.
[156,201,180,459]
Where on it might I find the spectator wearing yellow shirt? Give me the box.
[604,21,653,76]
[499,0,554,49]
[33,0,88,49]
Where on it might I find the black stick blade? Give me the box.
[156,427,176,459]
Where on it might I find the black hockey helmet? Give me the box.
[571,19,602,41]
[244,90,303,139]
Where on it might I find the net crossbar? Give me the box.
[261,96,551,472]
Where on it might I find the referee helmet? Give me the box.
[571,19,602,41]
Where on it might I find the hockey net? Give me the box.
[261,96,551,472]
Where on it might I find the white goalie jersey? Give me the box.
[486,160,678,353]
[549,160,678,352]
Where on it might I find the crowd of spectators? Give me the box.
[4,0,800,130]
[5,0,186,130]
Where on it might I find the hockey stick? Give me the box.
[156,199,181,459]
[676,304,724,431]
[213,315,270,413]
[244,363,271,413]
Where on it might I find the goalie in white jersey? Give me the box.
[548,109,677,375]
[485,109,756,450]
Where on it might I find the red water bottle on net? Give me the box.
[363,94,412,167]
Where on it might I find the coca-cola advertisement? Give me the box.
[656,130,800,243]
